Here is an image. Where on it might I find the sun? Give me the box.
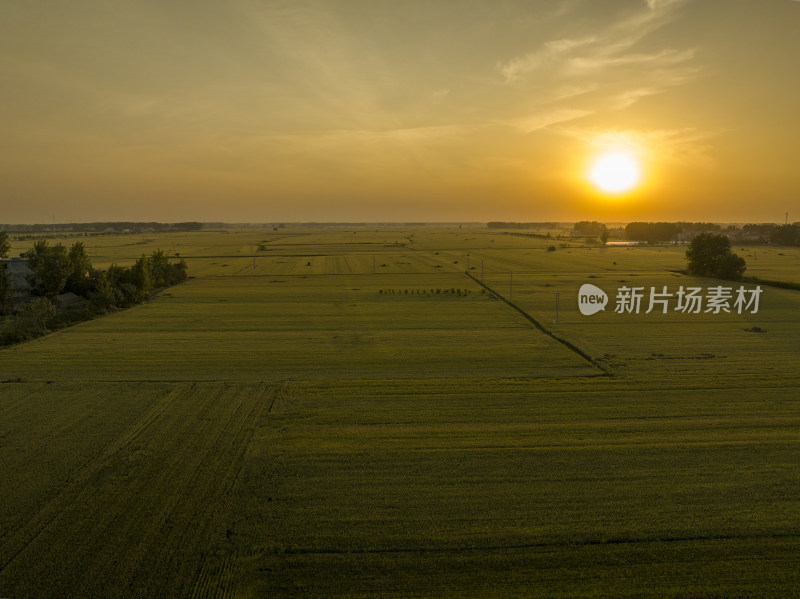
[588,152,641,194]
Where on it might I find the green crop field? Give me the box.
[2,226,799,598]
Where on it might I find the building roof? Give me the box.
[1,258,32,291]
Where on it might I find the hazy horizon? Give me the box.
[0,218,800,225]
[2,1,799,224]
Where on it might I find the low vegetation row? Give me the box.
[0,232,187,345]
[378,288,473,296]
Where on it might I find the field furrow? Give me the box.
[0,382,273,599]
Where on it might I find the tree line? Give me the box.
[22,240,187,305]
[0,221,203,234]
[573,221,609,242]
[624,222,684,243]
[765,223,800,246]
[624,222,800,245]
[1,232,187,343]
[487,222,562,229]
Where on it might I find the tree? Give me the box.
[24,240,72,297]
[149,250,186,288]
[66,241,93,296]
[171,258,188,284]
[686,233,746,280]
[574,221,607,237]
[677,222,721,233]
[0,231,9,258]
[716,251,748,280]
[15,297,56,336]
[129,254,153,301]
[88,270,121,310]
[104,264,138,306]
[0,265,10,314]
[769,224,800,246]
[150,249,171,288]
[0,232,10,313]
[625,222,681,243]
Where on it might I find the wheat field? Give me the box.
[2,226,799,598]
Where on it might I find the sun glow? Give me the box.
[588,152,641,194]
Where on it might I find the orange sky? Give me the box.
[2,1,799,224]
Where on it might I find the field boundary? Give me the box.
[465,271,612,376]
[253,530,800,556]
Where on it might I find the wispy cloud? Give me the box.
[322,125,473,145]
[499,37,597,82]
[430,88,450,105]
[567,47,696,72]
[515,109,594,134]
[497,0,698,133]
[562,126,721,168]
[647,0,687,9]
[500,0,695,82]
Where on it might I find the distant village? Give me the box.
[490,220,800,246]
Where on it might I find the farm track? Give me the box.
[465,271,612,376]
[0,381,277,599]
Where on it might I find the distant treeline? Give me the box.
[0,222,464,234]
[574,221,608,237]
[0,222,204,234]
[765,223,800,245]
[285,222,433,227]
[487,222,562,229]
[624,222,684,242]
[491,220,800,245]
[624,221,800,244]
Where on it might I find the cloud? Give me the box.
[647,0,687,9]
[310,125,477,153]
[562,126,720,169]
[499,37,596,82]
[496,0,699,140]
[514,109,594,133]
[431,88,450,105]
[498,0,695,81]
[641,128,720,168]
[567,47,696,72]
